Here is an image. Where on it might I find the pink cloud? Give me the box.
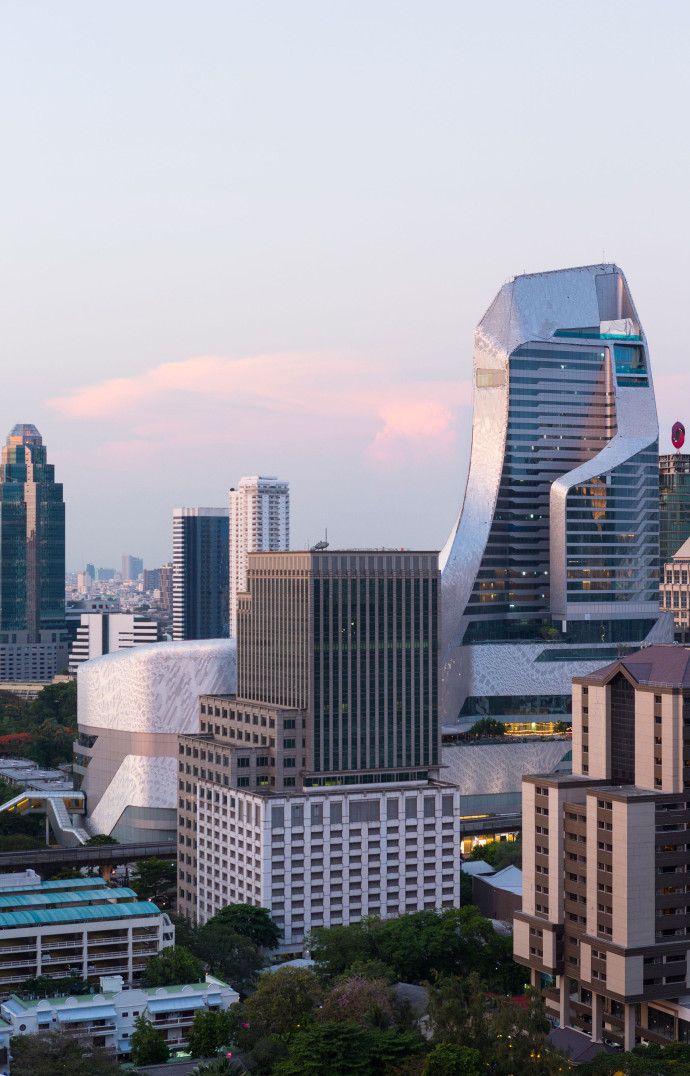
[47,352,471,470]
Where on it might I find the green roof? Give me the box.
[0,901,162,928]
[0,887,137,910]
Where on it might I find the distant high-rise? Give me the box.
[173,509,229,640]
[0,424,68,680]
[228,475,289,637]
[85,563,95,580]
[95,567,116,582]
[659,453,690,564]
[441,265,670,726]
[158,563,173,615]
[121,555,143,582]
[69,612,157,674]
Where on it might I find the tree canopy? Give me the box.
[467,718,506,738]
[10,1027,122,1075]
[144,944,205,986]
[208,903,281,949]
[187,1007,238,1058]
[132,856,177,905]
[242,966,324,1039]
[129,1013,170,1066]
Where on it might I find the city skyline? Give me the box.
[3,2,690,567]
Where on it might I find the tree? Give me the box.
[467,718,506,738]
[196,919,265,993]
[84,833,118,845]
[553,721,569,734]
[190,1059,247,1075]
[344,958,396,983]
[129,1013,170,1065]
[242,966,324,1038]
[132,856,176,904]
[10,1027,122,1075]
[318,976,395,1027]
[169,909,200,951]
[422,1043,482,1076]
[20,973,92,998]
[24,720,74,767]
[187,1007,238,1058]
[274,1023,424,1076]
[469,835,521,871]
[28,681,77,726]
[308,921,378,976]
[208,904,281,949]
[144,944,204,986]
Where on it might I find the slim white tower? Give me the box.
[228,476,290,637]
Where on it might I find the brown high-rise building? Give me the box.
[176,550,460,943]
[515,645,690,1050]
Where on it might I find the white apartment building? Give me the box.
[69,613,158,674]
[180,763,460,952]
[228,476,289,638]
[0,871,174,992]
[2,972,237,1057]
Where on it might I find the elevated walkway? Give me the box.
[0,790,89,846]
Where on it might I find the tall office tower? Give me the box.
[0,424,68,680]
[660,454,690,564]
[121,555,143,582]
[173,509,229,641]
[441,265,670,727]
[85,563,95,579]
[515,645,690,1051]
[158,563,173,614]
[96,567,116,582]
[68,612,158,674]
[177,550,460,942]
[228,476,289,637]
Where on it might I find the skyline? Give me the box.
[3,2,690,566]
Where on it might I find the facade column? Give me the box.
[530,967,540,989]
[624,1003,636,1052]
[640,1001,649,1031]
[557,975,570,1027]
[591,992,604,1043]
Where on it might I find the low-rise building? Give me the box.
[660,537,690,640]
[2,972,238,1058]
[0,870,173,992]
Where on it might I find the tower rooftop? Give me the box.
[7,424,42,445]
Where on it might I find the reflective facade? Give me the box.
[172,508,229,641]
[441,265,670,723]
[0,424,65,637]
[659,454,690,565]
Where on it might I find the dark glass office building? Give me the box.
[0,424,65,637]
[172,508,229,640]
[659,454,690,565]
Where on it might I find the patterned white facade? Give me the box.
[228,475,289,638]
[77,639,235,841]
[440,264,671,725]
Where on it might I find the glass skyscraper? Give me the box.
[172,508,229,640]
[441,265,671,725]
[659,453,690,565]
[0,424,65,638]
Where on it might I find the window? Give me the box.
[405,799,417,820]
[351,800,380,823]
[387,798,399,820]
[237,757,250,769]
[291,804,304,826]
[311,803,323,824]
[330,802,342,825]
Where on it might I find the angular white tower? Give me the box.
[228,476,290,637]
[440,264,671,725]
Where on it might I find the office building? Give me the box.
[143,567,161,593]
[158,562,173,614]
[514,645,690,1051]
[441,265,670,727]
[2,972,237,1059]
[68,612,158,674]
[121,555,143,582]
[660,537,690,640]
[0,424,68,680]
[85,562,95,579]
[0,870,173,993]
[660,454,690,566]
[95,567,116,582]
[173,509,229,640]
[229,476,289,637]
[76,638,236,842]
[177,551,461,943]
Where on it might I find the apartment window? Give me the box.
[387,799,399,820]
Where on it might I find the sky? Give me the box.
[1,0,689,569]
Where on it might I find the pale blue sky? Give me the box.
[1,0,688,568]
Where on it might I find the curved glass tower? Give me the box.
[440,265,671,725]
